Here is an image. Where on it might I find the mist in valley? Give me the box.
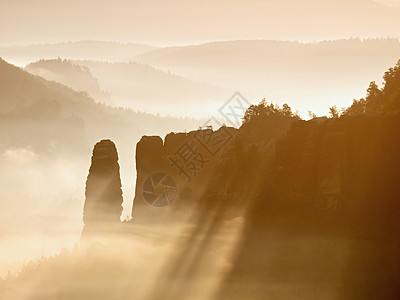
[0,58,204,279]
[1,0,400,299]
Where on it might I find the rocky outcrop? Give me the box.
[131,111,400,223]
[271,114,400,216]
[81,139,123,241]
[132,127,237,221]
[218,112,400,300]
[131,117,294,223]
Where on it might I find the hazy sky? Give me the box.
[1,0,400,46]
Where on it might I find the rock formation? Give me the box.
[130,112,400,299]
[81,139,123,242]
[132,127,239,222]
[131,111,400,230]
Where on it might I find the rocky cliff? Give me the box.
[132,126,238,222]
[131,114,294,222]
[218,112,400,299]
[130,111,400,299]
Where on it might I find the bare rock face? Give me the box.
[135,135,164,174]
[131,128,240,223]
[82,139,123,240]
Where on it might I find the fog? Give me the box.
[1,0,400,298]
[0,216,246,300]
[3,39,400,118]
[0,57,206,279]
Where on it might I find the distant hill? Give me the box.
[23,58,230,116]
[133,38,400,116]
[70,60,230,116]
[25,58,111,104]
[0,58,202,153]
[0,40,157,66]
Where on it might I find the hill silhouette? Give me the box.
[0,58,202,152]
[71,60,230,116]
[134,38,400,116]
[0,40,157,66]
[24,58,230,116]
[25,58,111,104]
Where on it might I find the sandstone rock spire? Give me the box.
[81,139,123,241]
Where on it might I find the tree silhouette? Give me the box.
[329,106,339,118]
[242,99,299,124]
[365,81,383,112]
[308,110,317,119]
[342,59,400,116]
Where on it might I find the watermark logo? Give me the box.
[168,141,209,182]
[141,92,250,207]
[142,173,177,207]
[193,124,234,158]
[167,92,250,183]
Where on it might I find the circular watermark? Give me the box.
[142,173,177,207]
